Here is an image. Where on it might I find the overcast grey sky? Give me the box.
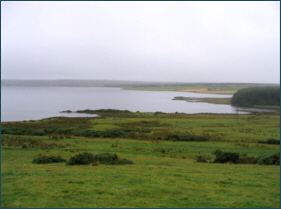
[1,1,280,83]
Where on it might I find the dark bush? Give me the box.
[93,153,133,165]
[32,155,66,164]
[66,152,133,165]
[213,149,240,164]
[259,139,280,145]
[165,134,209,142]
[256,152,280,165]
[22,144,28,148]
[239,154,257,164]
[93,153,119,164]
[67,152,96,165]
[212,150,280,165]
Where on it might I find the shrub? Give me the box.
[67,152,96,165]
[213,149,240,164]
[32,155,66,164]
[212,150,280,165]
[66,152,134,165]
[259,139,280,145]
[239,154,257,164]
[22,144,28,148]
[196,155,208,163]
[165,134,209,142]
[93,153,133,165]
[256,152,280,165]
[93,153,119,164]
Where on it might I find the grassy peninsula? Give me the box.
[1,110,280,208]
[124,83,279,94]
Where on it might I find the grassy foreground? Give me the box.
[1,111,280,208]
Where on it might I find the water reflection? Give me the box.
[1,86,278,122]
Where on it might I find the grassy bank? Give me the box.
[1,111,280,208]
[124,83,279,95]
[124,85,238,94]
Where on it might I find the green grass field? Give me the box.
[1,111,280,208]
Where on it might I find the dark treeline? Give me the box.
[231,86,280,107]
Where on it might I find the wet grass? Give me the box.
[1,111,280,208]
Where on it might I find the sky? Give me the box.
[1,1,280,83]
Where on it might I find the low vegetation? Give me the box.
[32,155,66,164]
[66,152,133,165]
[211,149,280,165]
[213,149,240,164]
[259,138,280,145]
[1,110,280,208]
[165,134,210,142]
[66,152,96,165]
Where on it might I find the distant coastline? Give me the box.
[2,79,278,90]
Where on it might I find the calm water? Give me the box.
[0,86,270,122]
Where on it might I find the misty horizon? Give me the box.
[2,78,279,89]
[1,1,280,83]
[1,78,280,84]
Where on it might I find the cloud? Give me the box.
[1,1,280,83]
